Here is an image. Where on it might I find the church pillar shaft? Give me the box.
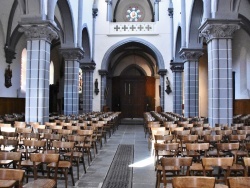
[180,49,203,117]
[82,63,95,113]
[18,22,58,124]
[171,64,184,115]
[99,70,108,111]
[60,48,84,115]
[199,19,240,126]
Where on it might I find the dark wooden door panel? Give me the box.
[112,76,155,118]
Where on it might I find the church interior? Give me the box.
[1,0,250,187]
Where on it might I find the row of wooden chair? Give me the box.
[156,156,250,188]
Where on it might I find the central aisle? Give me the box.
[71,122,156,188]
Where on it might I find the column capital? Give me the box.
[199,19,240,42]
[80,61,96,71]
[179,48,204,62]
[99,69,108,76]
[158,69,167,76]
[170,62,184,72]
[60,47,84,61]
[18,21,59,43]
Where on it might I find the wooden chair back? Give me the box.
[0,151,22,168]
[157,157,193,188]
[243,157,250,176]
[0,168,25,187]
[172,176,215,188]
[0,139,18,152]
[154,134,174,143]
[0,123,11,127]
[30,153,59,181]
[228,177,250,188]
[202,157,233,184]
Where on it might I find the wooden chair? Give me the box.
[43,133,62,151]
[0,123,11,128]
[31,124,45,133]
[154,134,174,144]
[0,168,25,188]
[229,135,247,163]
[227,177,250,188]
[77,130,95,165]
[0,139,18,152]
[172,176,215,188]
[180,135,198,156]
[156,157,193,188]
[186,143,213,175]
[66,135,87,178]
[154,143,179,167]
[47,141,75,188]
[0,151,22,169]
[202,157,233,185]
[195,129,212,143]
[204,135,223,157]
[243,157,250,176]
[19,140,46,182]
[23,153,59,188]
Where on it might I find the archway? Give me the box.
[101,38,165,118]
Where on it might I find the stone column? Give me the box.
[171,63,184,115]
[106,0,112,21]
[158,69,167,110]
[180,48,203,118]
[99,70,108,111]
[81,62,96,113]
[18,21,58,124]
[199,19,240,126]
[60,48,84,116]
[154,0,161,21]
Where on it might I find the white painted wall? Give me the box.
[233,29,250,99]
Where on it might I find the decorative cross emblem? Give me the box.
[114,25,120,31]
[146,25,152,31]
[137,25,144,31]
[130,25,136,31]
[122,25,128,31]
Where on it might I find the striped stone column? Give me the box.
[180,48,203,118]
[81,62,96,113]
[199,19,240,126]
[99,70,108,111]
[60,48,84,115]
[158,69,167,110]
[171,63,184,115]
[18,22,58,124]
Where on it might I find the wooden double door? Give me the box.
[112,76,155,118]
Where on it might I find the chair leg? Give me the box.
[64,168,68,188]
[82,155,86,173]
[70,167,75,186]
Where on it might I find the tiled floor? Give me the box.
[56,119,157,188]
